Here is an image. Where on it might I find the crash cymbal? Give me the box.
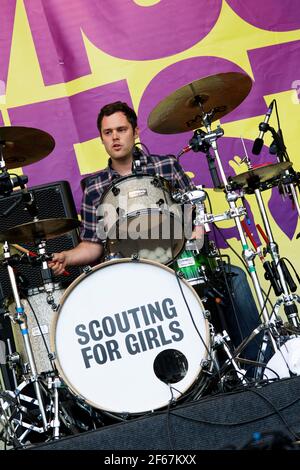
[0,218,80,243]
[148,72,252,134]
[0,126,55,169]
[229,162,293,187]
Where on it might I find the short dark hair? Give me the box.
[97,101,138,133]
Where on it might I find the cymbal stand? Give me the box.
[2,241,48,432]
[267,121,300,219]
[213,331,248,384]
[187,101,278,356]
[35,239,60,311]
[35,238,66,439]
[241,157,300,328]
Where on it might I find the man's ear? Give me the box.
[134,126,140,140]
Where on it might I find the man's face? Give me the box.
[100,111,139,162]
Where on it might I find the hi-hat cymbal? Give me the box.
[0,126,55,169]
[229,162,293,187]
[0,218,80,243]
[148,72,252,134]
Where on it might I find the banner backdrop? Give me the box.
[1,0,300,299]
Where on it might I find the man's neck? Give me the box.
[111,157,133,176]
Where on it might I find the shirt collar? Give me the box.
[107,153,150,177]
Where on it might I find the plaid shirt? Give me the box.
[80,153,195,242]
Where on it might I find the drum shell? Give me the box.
[10,286,64,374]
[98,175,185,264]
[173,248,217,286]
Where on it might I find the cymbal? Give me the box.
[0,126,55,169]
[148,72,252,134]
[229,162,293,187]
[0,218,80,243]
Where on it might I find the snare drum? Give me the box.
[10,285,64,374]
[51,259,210,415]
[97,175,185,265]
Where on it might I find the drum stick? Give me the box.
[12,243,35,257]
[11,243,70,276]
[256,224,270,245]
[241,220,264,262]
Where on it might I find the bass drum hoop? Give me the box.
[50,258,210,415]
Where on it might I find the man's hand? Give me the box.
[48,241,104,276]
[191,224,205,249]
[48,252,68,276]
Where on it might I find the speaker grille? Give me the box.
[0,181,83,298]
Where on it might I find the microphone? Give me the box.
[178,128,215,158]
[252,100,275,155]
[132,145,142,174]
[263,260,282,296]
[21,187,39,218]
[0,173,28,195]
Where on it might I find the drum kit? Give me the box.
[0,72,300,448]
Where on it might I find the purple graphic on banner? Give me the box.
[268,188,298,240]
[0,1,16,85]
[138,56,251,157]
[9,81,133,210]
[226,40,300,123]
[227,0,300,31]
[138,55,293,245]
[24,0,222,85]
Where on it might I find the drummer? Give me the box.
[50,101,203,273]
[49,101,261,368]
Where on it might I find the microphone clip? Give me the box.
[0,172,28,196]
[258,121,271,134]
[132,145,143,175]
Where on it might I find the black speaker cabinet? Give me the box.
[0,180,83,298]
[30,375,300,450]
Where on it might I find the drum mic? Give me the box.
[21,187,39,218]
[252,100,275,155]
[0,172,28,195]
[132,145,143,174]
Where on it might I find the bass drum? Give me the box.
[50,259,210,415]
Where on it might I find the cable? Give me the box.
[247,386,300,441]
[281,257,300,285]
[135,141,151,157]
[169,387,300,433]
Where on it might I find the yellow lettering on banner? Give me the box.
[3,0,300,303]
[74,138,108,175]
[133,0,161,6]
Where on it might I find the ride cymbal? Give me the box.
[0,126,55,169]
[229,162,292,187]
[0,218,80,243]
[148,72,252,134]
